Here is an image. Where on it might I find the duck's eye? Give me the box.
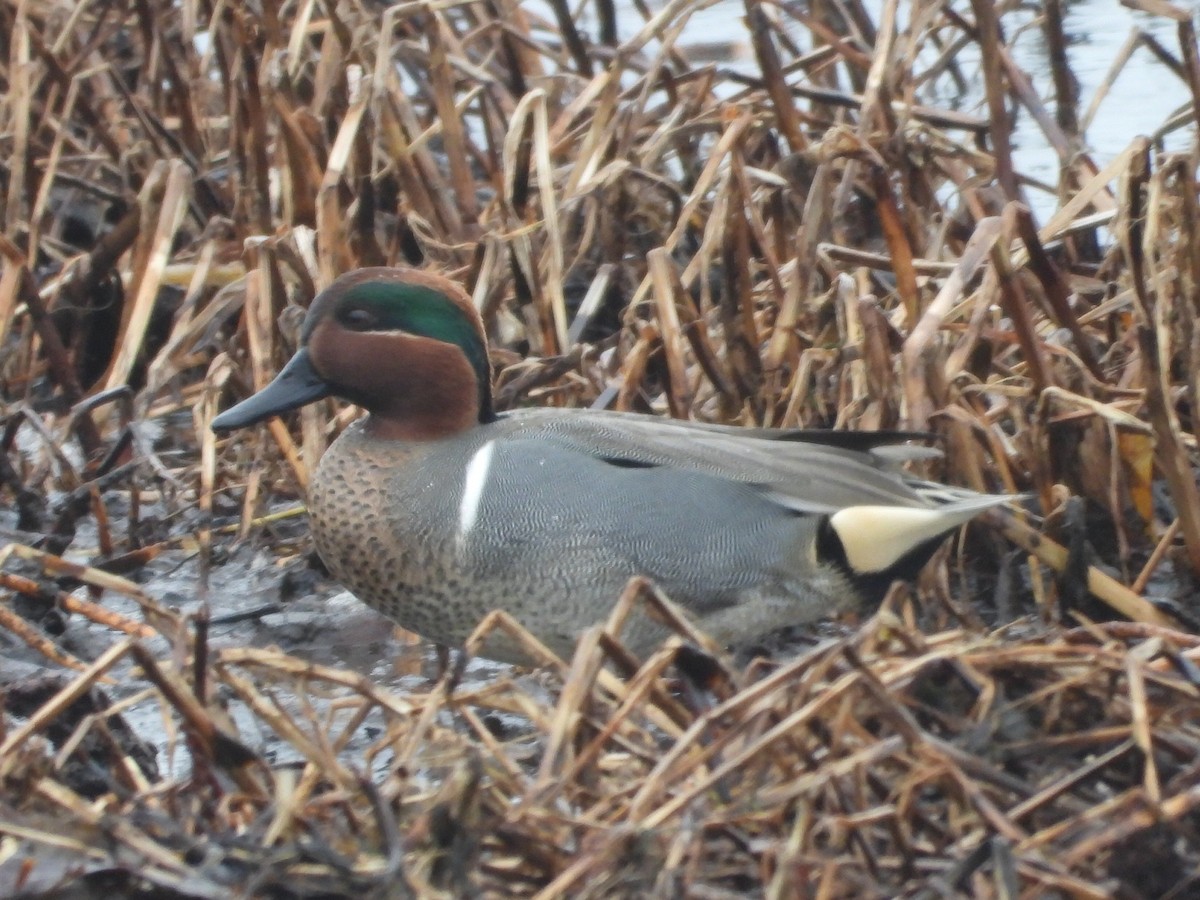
[340,307,378,331]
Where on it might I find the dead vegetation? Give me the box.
[2,0,1200,895]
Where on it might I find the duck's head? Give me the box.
[212,267,494,440]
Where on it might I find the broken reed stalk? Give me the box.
[1121,139,1200,574]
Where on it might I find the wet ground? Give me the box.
[0,492,521,778]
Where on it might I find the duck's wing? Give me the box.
[461,425,1007,619]
[498,408,974,513]
[458,435,812,611]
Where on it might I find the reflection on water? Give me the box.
[581,0,1191,200]
[998,0,1191,181]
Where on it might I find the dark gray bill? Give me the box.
[212,348,332,432]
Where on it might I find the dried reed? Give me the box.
[2,0,1200,894]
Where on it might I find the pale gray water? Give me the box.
[542,0,1196,218]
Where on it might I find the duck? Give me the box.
[212,267,1009,665]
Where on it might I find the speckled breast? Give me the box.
[305,420,494,650]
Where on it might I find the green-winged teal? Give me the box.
[213,267,1008,664]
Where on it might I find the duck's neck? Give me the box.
[362,337,488,441]
[307,320,494,441]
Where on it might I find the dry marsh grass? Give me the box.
[2,0,1200,895]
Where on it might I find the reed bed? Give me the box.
[1,0,1199,895]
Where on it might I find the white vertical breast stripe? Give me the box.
[458,440,496,546]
